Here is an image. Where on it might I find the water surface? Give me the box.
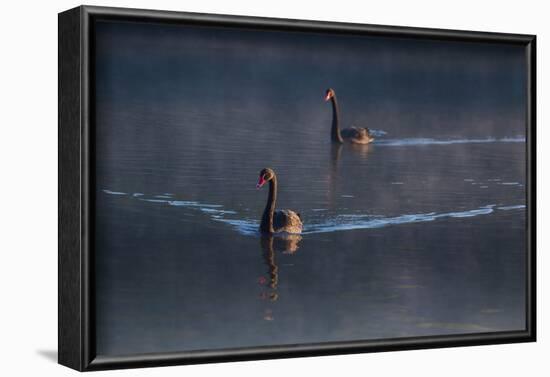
[94,20,527,356]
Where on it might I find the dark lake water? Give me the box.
[94,20,527,356]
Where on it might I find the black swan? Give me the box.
[256,168,303,234]
[325,88,375,144]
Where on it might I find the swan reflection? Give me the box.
[326,143,372,209]
[330,142,373,164]
[258,234,302,320]
[349,142,372,159]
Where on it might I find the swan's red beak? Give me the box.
[324,92,332,101]
[256,176,266,189]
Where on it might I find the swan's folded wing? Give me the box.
[342,127,373,143]
[363,127,372,137]
[355,127,372,138]
[340,127,362,139]
[274,210,303,233]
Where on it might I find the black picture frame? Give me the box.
[58,5,536,371]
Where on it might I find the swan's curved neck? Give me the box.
[330,96,343,143]
[260,175,277,233]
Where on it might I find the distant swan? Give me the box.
[256,168,303,234]
[325,88,374,144]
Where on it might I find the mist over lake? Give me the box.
[93,20,527,356]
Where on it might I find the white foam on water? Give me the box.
[103,189,127,195]
[303,206,493,234]
[368,129,388,137]
[497,204,526,211]
[167,200,223,208]
[200,208,237,215]
[374,136,525,147]
[213,218,259,236]
[140,198,167,203]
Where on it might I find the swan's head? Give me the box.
[324,88,335,102]
[257,168,275,189]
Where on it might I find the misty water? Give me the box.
[94,21,527,356]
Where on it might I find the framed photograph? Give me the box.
[58,5,536,371]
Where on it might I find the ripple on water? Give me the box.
[497,204,526,211]
[367,129,388,137]
[103,189,126,195]
[375,136,525,147]
[214,204,525,237]
[101,190,526,237]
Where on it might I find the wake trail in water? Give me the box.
[373,136,525,147]
[102,190,525,237]
[366,129,387,137]
[216,204,525,236]
[302,205,521,234]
